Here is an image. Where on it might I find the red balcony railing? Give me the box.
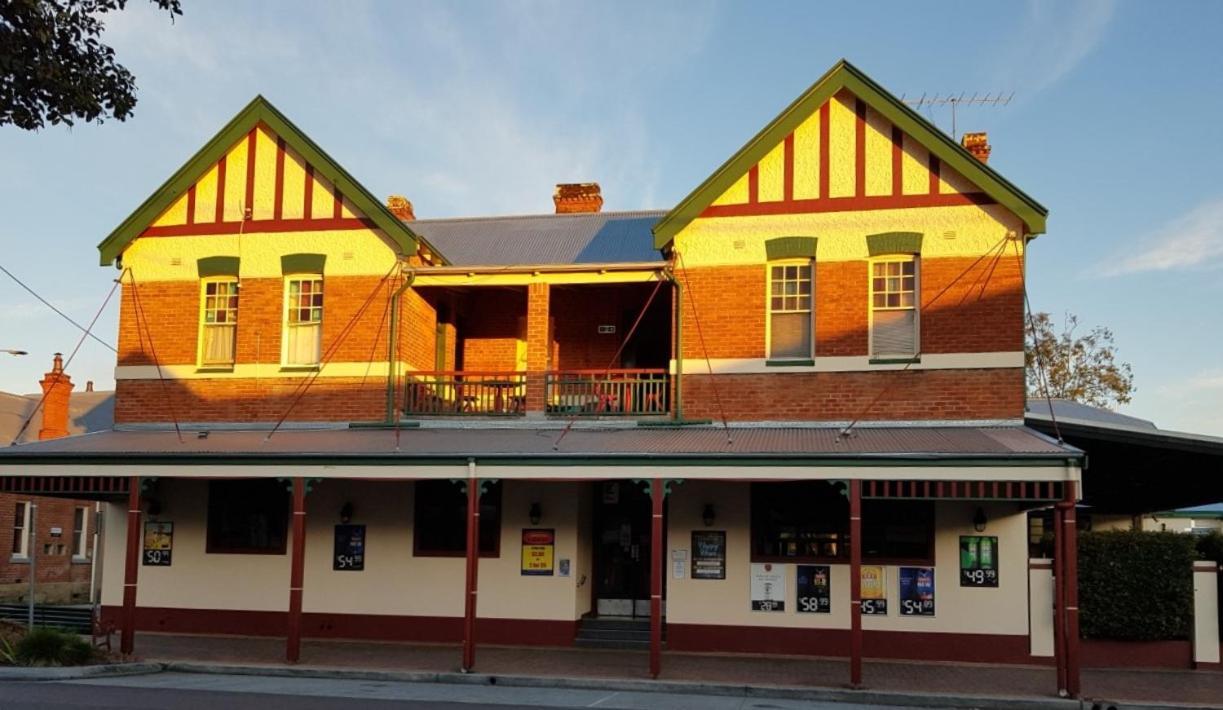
[545,369,669,417]
[402,371,527,416]
[401,369,670,417]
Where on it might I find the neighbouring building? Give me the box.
[4,60,1160,695]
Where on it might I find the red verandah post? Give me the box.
[1061,482,1081,698]
[120,476,141,655]
[287,477,307,663]
[1053,504,1067,695]
[849,479,863,688]
[649,477,664,679]
[461,463,480,672]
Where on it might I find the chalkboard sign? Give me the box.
[861,565,887,615]
[142,521,172,566]
[959,535,999,587]
[691,531,726,580]
[899,566,935,616]
[796,564,831,613]
[333,524,365,571]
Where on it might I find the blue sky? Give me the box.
[2,0,1221,433]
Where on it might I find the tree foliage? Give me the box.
[1,0,182,130]
[1025,311,1135,409]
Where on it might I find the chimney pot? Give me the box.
[961,132,991,164]
[86,380,94,392]
[553,183,603,214]
[386,195,415,221]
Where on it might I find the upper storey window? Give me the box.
[768,262,813,360]
[200,279,239,367]
[870,258,919,359]
[284,276,324,367]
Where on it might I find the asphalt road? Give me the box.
[0,672,914,710]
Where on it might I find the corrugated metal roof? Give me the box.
[408,210,665,267]
[1026,399,1157,430]
[0,390,114,444]
[0,425,1078,463]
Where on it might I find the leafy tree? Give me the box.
[1,0,182,130]
[1025,311,1135,409]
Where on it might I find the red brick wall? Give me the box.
[0,494,93,597]
[116,376,387,422]
[456,288,525,372]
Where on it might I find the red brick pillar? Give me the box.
[525,283,551,414]
[38,353,74,440]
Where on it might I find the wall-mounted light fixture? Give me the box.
[529,502,542,525]
[973,507,988,533]
[340,502,354,524]
[702,504,716,527]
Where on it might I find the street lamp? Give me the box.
[2,349,28,356]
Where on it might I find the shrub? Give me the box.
[14,628,96,667]
[1078,530,1196,641]
[1197,530,1223,564]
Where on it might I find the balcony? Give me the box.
[402,370,670,418]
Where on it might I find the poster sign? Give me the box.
[521,528,555,576]
[860,565,887,615]
[899,566,936,616]
[142,521,173,566]
[333,524,366,571]
[796,565,831,613]
[691,531,726,580]
[672,549,688,579]
[959,535,999,587]
[750,562,786,612]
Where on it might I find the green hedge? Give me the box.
[1078,530,1196,641]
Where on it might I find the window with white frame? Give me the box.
[284,276,323,366]
[768,262,813,360]
[200,279,239,366]
[71,506,89,559]
[870,257,919,358]
[11,501,30,558]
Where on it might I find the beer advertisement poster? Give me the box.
[750,563,786,612]
[796,564,831,613]
[521,528,555,576]
[691,530,726,580]
[959,535,999,587]
[142,521,173,566]
[860,565,887,615]
[333,524,366,571]
[899,566,936,616]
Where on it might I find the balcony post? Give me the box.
[525,283,550,414]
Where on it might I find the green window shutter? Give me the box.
[281,253,327,274]
[866,232,923,256]
[197,256,240,278]
[764,236,818,260]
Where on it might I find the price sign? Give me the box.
[333,524,366,571]
[899,566,935,616]
[959,536,999,587]
[860,565,887,615]
[142,521,173,566]
[521,528,555,576]
[796,565,831,613]
[750,563,786,612]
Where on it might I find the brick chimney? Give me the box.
[386,195,415,220]
[38,353,74,440]
[553,183,603,214]
[961,132,991,164]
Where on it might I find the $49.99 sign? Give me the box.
[959,535,999,587]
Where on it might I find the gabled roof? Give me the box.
[97,95,426,266]
[652,60,1049,249]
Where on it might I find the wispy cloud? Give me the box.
[992,0,1116,97]
[1103,196,1223,275]
[1145,369,1223,436]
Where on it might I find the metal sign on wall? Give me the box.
[796,564,831,613]
[899,566,936,616]
[333,524,366,571]
[750,562,786,612]
[521,528,555,576]
[142,521,173,566]
[959,535,999,587]
[691,531,726,580]
[861,565,887,615]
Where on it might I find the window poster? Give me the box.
[959,535,999,587]
[796,564,831,613]
[750,562,786,612]
[860,565,887,615]
[691,530,726,580]
[142,521,173,566]
[898,566,936,616]
[333,524,366,571]
[521,528,555,576]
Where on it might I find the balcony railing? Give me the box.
[545,369,669,417]
[402,371,527,416]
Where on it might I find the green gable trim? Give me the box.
[764,236,818,260]
[653,59,1048,249]
[97,95,443,267]
[196,256,240,278]
[866,232,922,256]
[281,253,326,274]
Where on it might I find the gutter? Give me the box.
[413,261,668,276]
[385,262,416,424]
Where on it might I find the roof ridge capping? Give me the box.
[96,95,437,266]
[652,59,1049,249]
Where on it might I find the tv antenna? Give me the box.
[898,92,1014,140]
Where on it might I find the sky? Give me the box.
[2,0,1222,434]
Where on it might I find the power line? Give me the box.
[0,263,118,353]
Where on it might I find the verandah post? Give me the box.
[461,461,480,671]
[1062,482,1081,697]
[649,477,664,678]
[287,477,307,663]
[120,476,141,655]
[848,479,863,687]
[1053,504,1067,695]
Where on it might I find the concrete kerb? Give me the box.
[0,661,164,681]
[161,660,1086,710]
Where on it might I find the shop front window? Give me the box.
[206,479,289,554]
[413,480,501,557]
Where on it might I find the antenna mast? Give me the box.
[899,92,1014,140]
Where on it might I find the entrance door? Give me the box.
[593,481,654,617]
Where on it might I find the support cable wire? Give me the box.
[552,275,667,450]
[10,272,123,445]
[677,251,732,446]
[838,234,1012,439]
[1011,239,1063,444]
[0,263,118,353]
[127,270,184,444]
[394,280,406,452]
[361,278,395,386]
[265,262,400,441]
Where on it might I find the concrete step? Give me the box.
[573,637,653,651]
[575,628,651,642]
[577,617,650,631]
